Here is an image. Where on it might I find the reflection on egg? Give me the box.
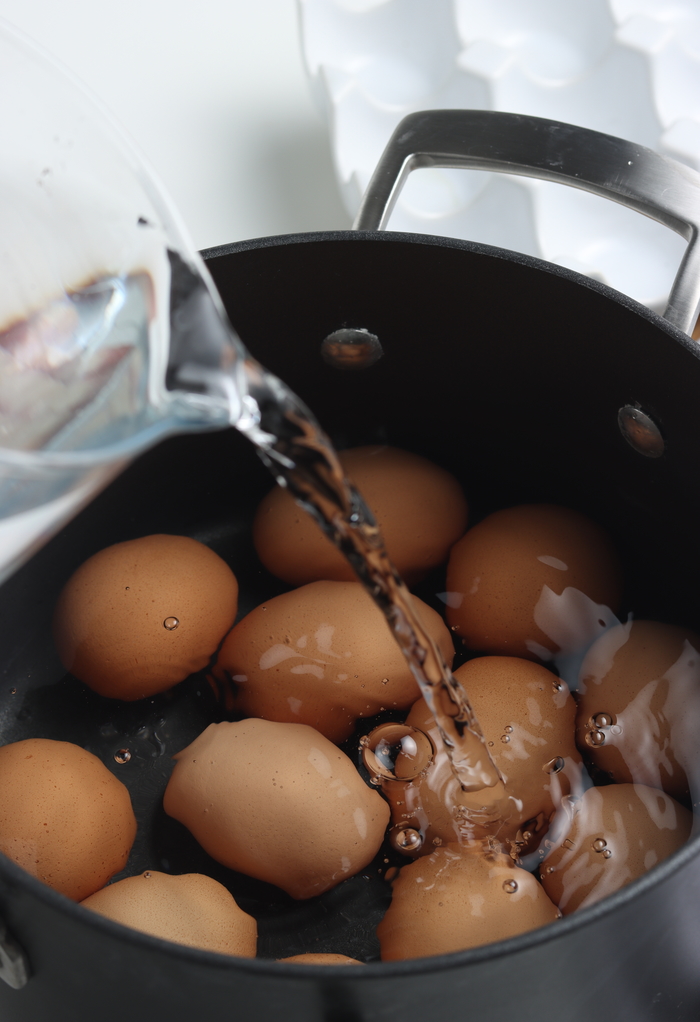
[53,534,239,701]
[277,954,364,965]
[81,871,257,956]
[576,621,700,801]
[213,580,454,743]
[163,720,390,900]
[445,505,622,660]
[404,657,581,850]
[540,783,692,914]
[378,843,559,959]
[253,446,468,586]
[0,738,136,901]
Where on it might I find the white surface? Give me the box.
[0,0,350,251]
[299,0,700,311]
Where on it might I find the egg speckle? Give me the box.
[214,581,453,743]
[0,738,136,901]
[446,505,622,660]
[81,871,257,956]
[53,534,239,700]
[253,446,468,586]
[163,720,390,899]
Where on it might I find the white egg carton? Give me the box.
[298,0,700,310]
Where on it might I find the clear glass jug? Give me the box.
[0,20,251,584]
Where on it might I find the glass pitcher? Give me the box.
[0,19,252,584]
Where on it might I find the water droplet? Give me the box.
[593,713,613,728]
[359,735,370,748]
[610,724,622,736]
[381,678,389,685]
[586,729,606,747]
[552,680,563,692]
[500,735,511,744]
[163,616,179,630]
[114,749,131,764]
[143,871,152,878]
[502,879,518,894]
[432,836,443,846]
[593,838,607,852]
[125,586,130,591]
[603,849,612,859]
[391,826,423,854]
[362,723,434,782]
[522,831,532,842]
[544,865,555,874]
[543,756,565,774]
[563,838,575,850]
[320,328,383,370]
[504,725,514,734]
[9,687,15,695]
[488,741,494,747]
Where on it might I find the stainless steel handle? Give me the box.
[353,109,700,335]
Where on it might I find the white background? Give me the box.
[0,0,351,250]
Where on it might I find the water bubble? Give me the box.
[143,871,152,878]
[543,757,565,774]
[592,838,607,852]
[603,849,612,859]
[544,865,555,874]
[610,724,622,736]
[163,616,179,630]
[593,713,613,728]
[488,741,494,747]
[362,723,434,782]
[114,749,131,764]
[381,678,389,685]
[500,735,511,744]
[320,328,383,370]
[502,879,518,894]
[504,726,514,734]
[359,735,370,748]
[391,827,423,854]
[432,836,443,846]
[586,729,606,747]
[563,838,575,850]
[9,687,15,695]
[552,680,563,692]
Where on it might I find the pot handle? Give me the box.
[353,109,700,335]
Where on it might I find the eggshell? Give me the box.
[277,954,364,965]
[445,505,622,660]
[0,738,136,901]
[576,620,700,800]
[214,580,454,743]
[378,843,559,959]
[163,720,390,899]
[539,783,692,914]
[253,446,468,586]
[53,534,239,700]
[81,871,257,957]
[404,657,581,849]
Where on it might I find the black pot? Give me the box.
[0,113,700,1022]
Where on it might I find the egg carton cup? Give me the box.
[298,0,700,310]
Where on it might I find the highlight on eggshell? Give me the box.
[213,580,454,743]
[403,656,581,852]
[53,534,239,701]
[576,620,700,801]
[0,738,136,901]
[378,843,560,960]
[539,783,692,914]
[80,871,257,957]
[253,445,468,586]
[445,504,622,661]
[163,719,390,900]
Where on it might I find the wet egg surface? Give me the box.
[277,954,364,965]
[53,534,239,700]
[214,580,454,743]
[253,445,468,586]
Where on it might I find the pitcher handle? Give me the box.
[353,109,700,335]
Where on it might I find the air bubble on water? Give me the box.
[391,826,423,854]
[504,726,513,734]
[143,871,152,878]
[544,756,565,774]
[593,838,607,852]
[114,749,131,764]
[502,879,518,894]
[544,865,554,874]
[586,729,606,747]
[603,849,612,859]
[593,713,613,728]
[163,616,179,630]
[500,735,511,744]
[362,722,434,782]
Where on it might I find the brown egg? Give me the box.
[253,445,468,586]
[81,871,257,956]
[539,783,692,914]
[163,720,390,900]
[0,738,136,901]
[378,843,559,959]
[213,580,454,743]
[576,621,700,801]
[277,954,364,965]
[53,534,239,700]
[445,505,622,660]
[403,658,581,850]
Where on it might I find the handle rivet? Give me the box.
[618,405,664,458]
